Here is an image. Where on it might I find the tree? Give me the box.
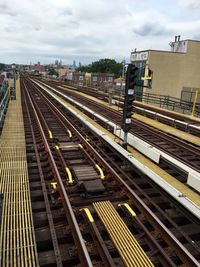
[48,68,58,77]
[0,63,5,71]
[76,59,123,77]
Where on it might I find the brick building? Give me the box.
[72,72,85,85]
[91,73,114,87]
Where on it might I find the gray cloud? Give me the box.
[0,2,9,11]
[133,22,172,37]
[58,8,73,16]
[0,0,200,64]
[0,3,17,16]
[177,0,200,9]
[4,27,14,32]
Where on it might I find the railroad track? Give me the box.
[40,79,200,135]
[33,78,200,177]
[21,77,200,266]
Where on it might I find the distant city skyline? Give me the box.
[0,0,200,64]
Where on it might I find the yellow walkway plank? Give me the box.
[93,201,154,267]
[0,79,39,267]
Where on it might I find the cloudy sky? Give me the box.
[0,0,200,65]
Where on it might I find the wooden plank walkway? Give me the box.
[0,79,39,267]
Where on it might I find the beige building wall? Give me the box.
[58,68,68,78]
[136,40,200,100]
[179,41,200,92]
[146,51,184,98]
[145,51,183,97]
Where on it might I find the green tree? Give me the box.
[48,68,58,77]
[0,63,5,71]
[76,59,123,77]
[76,65,91,73]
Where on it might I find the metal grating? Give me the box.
[93,201,154,267]
[0,79,39,267]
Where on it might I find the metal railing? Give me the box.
[52,79,200,117]
[0,82,9,129]
[135,92,200,116]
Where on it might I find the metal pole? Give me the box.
[192,89,198,116]
[123,132,128,149]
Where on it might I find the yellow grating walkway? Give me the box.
[93,201,154,267]
[0,79,39,267]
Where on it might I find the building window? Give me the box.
[92,76,97,81]
[108,77,113,82]
[79,76,83,80]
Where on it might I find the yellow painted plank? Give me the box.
[93,201,154,267]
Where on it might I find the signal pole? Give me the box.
[122,64,138,149]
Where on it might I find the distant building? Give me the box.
[73,60,76,68]
[91,73,114,87]
[66,70,74,81]
[72,72,85,85]
[57,67,68,79]
[30,64,46,76]
[1,68,16,99]
[100,73,114,84]
[130,37,200,103]
[91,73,99,87]
[114,77,125,91]
[72,72,115,87]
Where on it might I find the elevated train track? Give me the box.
[19,77,200,266]
[33,79,200,189]
[41,79,200,136]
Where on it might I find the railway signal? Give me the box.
[122,64,138,148]
[121,63,153,148]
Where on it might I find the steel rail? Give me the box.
[26,77,200,266]
[41,82,200,172]
[22,81,93,267]
[21,80,63,266]
[39,79,200,133]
